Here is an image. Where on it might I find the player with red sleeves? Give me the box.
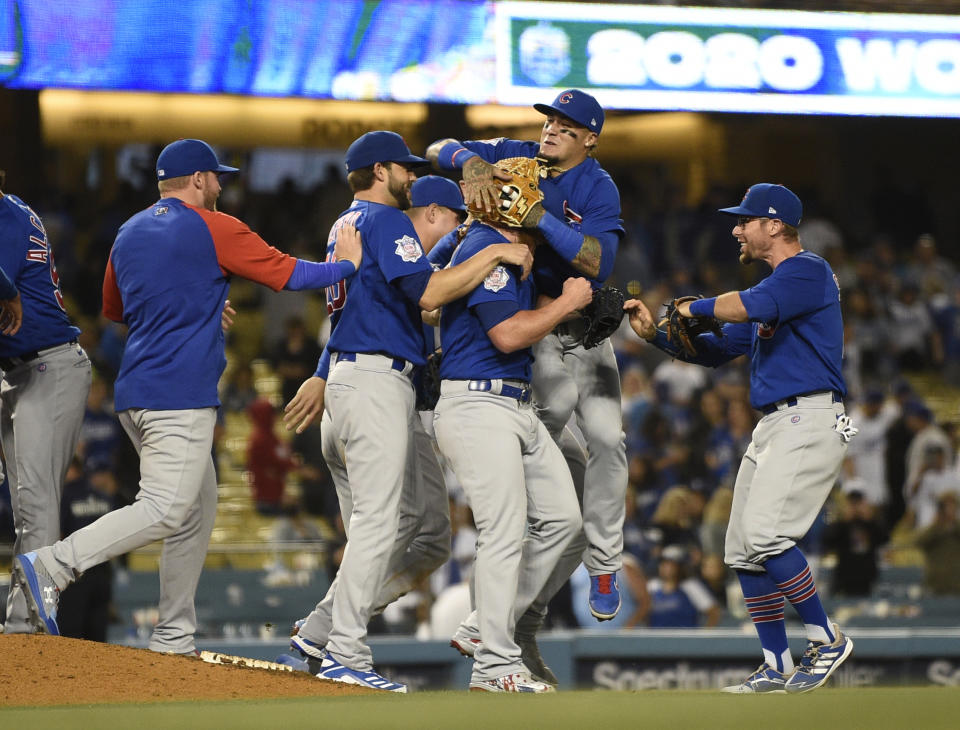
[12,139,361,654]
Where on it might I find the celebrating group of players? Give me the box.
[5,86,857,696]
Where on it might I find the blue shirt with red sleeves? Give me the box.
[462,138,624,297]
[103,198,296,411]
[324,200,433,366]
[439,222,535,382]
[0,194,80,357]
[655,251,846,410]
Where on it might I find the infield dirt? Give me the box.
[0,634,373,706]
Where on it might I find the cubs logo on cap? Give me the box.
[719,183,802,227]
[533,89,604,133]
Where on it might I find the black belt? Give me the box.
[467,379,532,403]
[0,339,78,371]
[336,352,407,372]
[760,390,843,415]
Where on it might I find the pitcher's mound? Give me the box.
[0,634,375,707]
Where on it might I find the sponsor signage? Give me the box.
[496,2,960,117]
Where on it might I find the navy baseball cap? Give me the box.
[533,89,604,134]
[156,139,238,181]
[719,183,803,227]
[344,131,428,173]
[410,175,466,212]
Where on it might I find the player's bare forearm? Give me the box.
[419,243,531,310]
[488,278,592,352]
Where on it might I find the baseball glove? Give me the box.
[580,286,626,349]
[465,157,544,227]
[659,295,723,357]
[416,350,443,411]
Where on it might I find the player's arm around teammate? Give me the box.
[11,140,360,650]
[433,220,591,692]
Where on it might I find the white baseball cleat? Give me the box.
[469,671,556,693]
[450,624,481,658]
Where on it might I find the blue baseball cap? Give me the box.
[344,131,428,173]
[410,175,465,212]
[719,183,803,227]
[156,139,238,181]
[534,89,604,134]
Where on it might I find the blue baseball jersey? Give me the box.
[103,198,297,411]
[324,200,433,366]
[661,251,846,410]
[463,138,624,297]
[439,222,535,382]
[0,194,80,357]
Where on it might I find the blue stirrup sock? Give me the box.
[737,569,793,673]
[763,546,835,644]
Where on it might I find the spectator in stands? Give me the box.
[221,361,258,414]
[290,426,336,521]
[646,545,720,628]
[77,373,122,476]
[884,381,917,532]
[58,457,119,642]
[270,315,323,408]
[822,490,885,598]
[842,388,898,510]
[915,492,960,595]
[906,233,954,306]
[699,553,730,610]
[246,397,298,516]
[906,444,960,531]
[699,486,733,560]
[647,485,703,570]
[888,281,942,372]
[903,402,952,520]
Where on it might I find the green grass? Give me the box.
[2,687,958,730]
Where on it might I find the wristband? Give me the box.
[436,141,478,171]
[688,297,716,318]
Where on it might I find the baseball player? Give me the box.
[434,217,592,692]
[625,183,856,694]
[1,172,92,635]
[426,89,628,626]
[12,139,362,652]
[285,175,466,667]
[284,131,531,692]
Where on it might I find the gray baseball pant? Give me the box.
[435,380,581,681]
[319,354,418,671]
[532,324,626,575]
[2,342,91,633]
[298,406,450,645]
[725,393,847,570]
[34,407,218,653]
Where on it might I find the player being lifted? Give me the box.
[426,89,628,667]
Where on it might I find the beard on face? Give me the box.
[203,187,219,212]
[387,175,411,210]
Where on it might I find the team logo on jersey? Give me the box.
[394,235,423,263]
[757,321,777,339]
[483,266,510,292]
[563,200,582,225]
[791,415,801,424]
[154,206,169,216]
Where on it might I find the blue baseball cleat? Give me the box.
[12,552,60,635]
[275,653,310,672]
[784,623,853,693]
[589,573,621,621]
[290,633,327,660]
[313,655,407,693]
[721,663,789,693]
